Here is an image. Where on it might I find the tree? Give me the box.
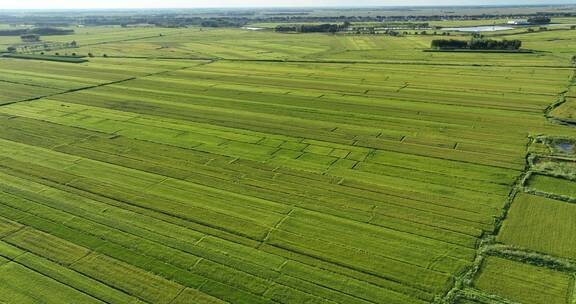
[431,39,468,49]
[469,38,521,50]
[527,16,551,24]
[431,38,522,50]
[275,26,297,32]
[29,27,74,35]
[20,34,40,42]
[6,46,16,53]
[276,23,342,34]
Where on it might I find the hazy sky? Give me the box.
[0,0,573,9]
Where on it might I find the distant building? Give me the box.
[507,20,530,25]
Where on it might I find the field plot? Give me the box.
[66,28,338,60]
[36,26,574,66]
[0,262,106,304]
[552,97,576,122]
[473,256,573,304]
[0,57,196,105]
[526,174,576,199]
[498,193,576,259]
[0,23,575,304]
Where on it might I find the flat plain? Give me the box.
[0,12,576,304]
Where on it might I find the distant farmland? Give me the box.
[0,10,575,304]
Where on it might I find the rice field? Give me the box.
[526,174,576,199]
[552,97,576,122]
[498,193,576,259]
[473,256,573,304]
[0,19,575,304]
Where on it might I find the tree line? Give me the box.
[431,38,522,50]
[0,10,571,29]
[0,27,74,36]
[275,23,349,33]
[6,41,78,54]
[527,16,551,24]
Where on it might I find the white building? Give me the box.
[507,20,530,25]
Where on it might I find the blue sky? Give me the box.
[1,0,573,9]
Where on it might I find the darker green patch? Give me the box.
[423,49,534,53]
[2,53,88,63]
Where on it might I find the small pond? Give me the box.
[242,27,265,31]
[556,142,575,154]
[442,26,514,32]
[443,23,576,32]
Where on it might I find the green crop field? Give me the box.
[526,174,576,199]
[552,96,576,122]
[473,256,573,304]
[498,193,576,259]
[0,6,575,304]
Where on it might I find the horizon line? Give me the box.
[0,3,575,11]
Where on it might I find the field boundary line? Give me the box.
[454,287,517,304]
[258,209,294,249]
[523,188,576,204]
[570,274,576,304]
[481,244,576,273]
[0,77,136,108]
[0,78,63,90]
[76,55,576,68]
[0,225,26,241]
[0,61,205,109]
[0,244,121,304]
[166,286,188,304]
